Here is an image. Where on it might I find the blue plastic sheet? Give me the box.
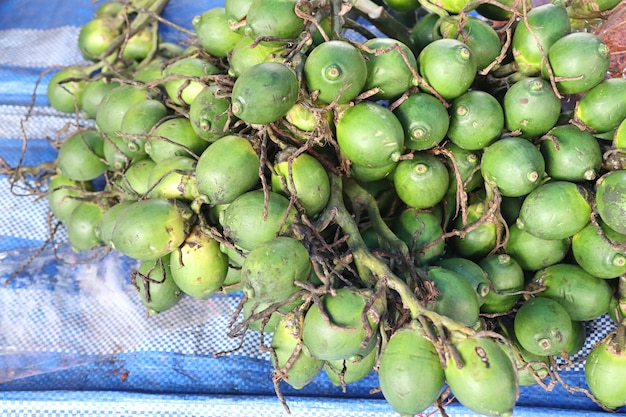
[0,1,623,416]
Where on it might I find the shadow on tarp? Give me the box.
[0,244,237,382]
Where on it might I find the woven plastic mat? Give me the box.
[0,1,621,416]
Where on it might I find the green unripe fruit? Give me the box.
[81,77,121,119]
[361,37,418,100]
[568,0,622,17]
[271,310,324,390]
[302,288,382,361]
[122,26,155,62]
[435,257,491,306]
[118,159,155,197]
[231,62,299,125]
[564,319,587,357]
[445,335,518,417]
[133,258,183,315]
[119,99,169,155]
[95,85,151,139]
[304,40,368,104]
[103,96,167,171]
[336,101,404,181]
[418,38,476,100]
[444,141,482,193]
[169,226,229,299]
[382,0,420,11]
[503,77,561,138]
[450,200,498,260]
[426,266,480,327]
[192,7,244,58]
[95,200,135,248]
[220,189,297,251]
[228,36,286,78]
[595,170,626,235]
[447,90,504,151]
[431,0,476,14]
[146,117,208,163]
[542,32,610,95]
[393,153,449,209]
[393,92,449,151]
[476,0,530,20]
[585,333,626,410]
[512,3,571,75]
[499,326,550,387]
[111,198,195,261]
[243,299,284,333]
[78,17,121,61]
[439,15,501,71]
[481,137,545,197]
[572,220,626,279]
[409,12,440,54]
[514,297,573,356]
[224,0,253,21]
[66,200,109,252]
[539,125,602,182]
[241,236,311,304]
[244,0,305,39]
[479,254,525,313]
[378,322,444,416]
[56,129,107,181]
[517,181,591,240]
[392,209,445,266]
[163,57,221,106]
[94,1,123,17]
[47,66,89,113]
[505,222,571,271]
[47,175,93,224]
[195,135,260,205]
[528,263,613,321]
[188,85,232,143]
[574,78,626,134]
[147,156,199,201]
[324,344,377,387]
[271,149,331,216]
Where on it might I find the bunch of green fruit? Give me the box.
[9,0,626,414]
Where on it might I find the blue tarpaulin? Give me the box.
[0,1,622,416]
